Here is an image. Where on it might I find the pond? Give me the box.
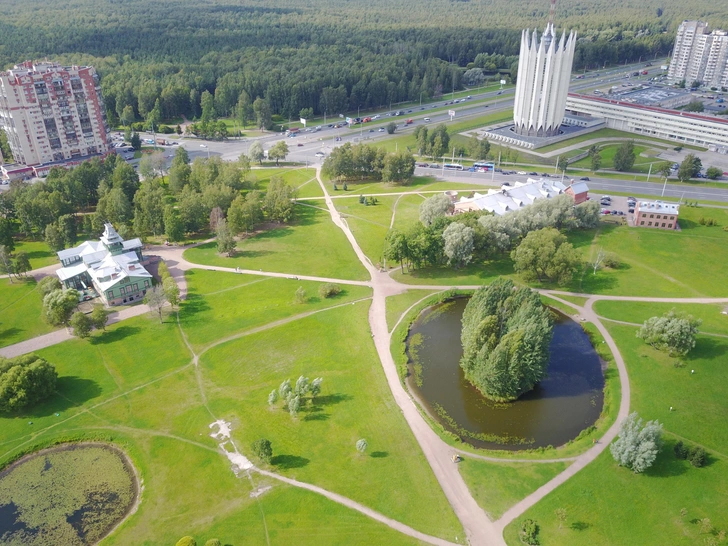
[406,298,605,450]
[0,443,139,545]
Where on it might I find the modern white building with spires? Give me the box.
[513,21,577,137]
[56,223,153,306]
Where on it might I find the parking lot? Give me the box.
[588,192,637,223]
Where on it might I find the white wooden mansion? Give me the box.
[56,223,153,306]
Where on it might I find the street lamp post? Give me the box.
[200,144,210,159]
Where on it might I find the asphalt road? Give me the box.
[411,167,728,203]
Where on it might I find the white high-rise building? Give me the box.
[0,61,111,167]
[513,23,576,138]
[668,21,728,88]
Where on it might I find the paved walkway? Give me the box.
[313,167,503,546]
[0,304,149,358]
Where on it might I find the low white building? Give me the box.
[565,93,728,148]
[454,178,568,214]
[56,223,153,306]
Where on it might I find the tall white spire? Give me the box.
[512,4,576,138]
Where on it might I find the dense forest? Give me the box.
[1,0,728,123]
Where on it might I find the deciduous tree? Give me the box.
[419,194,453,225]
[43,289,79,325]
[637,309,701,356]
[610,412,663,473]
[443,222,474,268]
[69,311,92,338]
[0,354,57,413]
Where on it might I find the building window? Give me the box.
[133,284,138,292]
[144,279,150,288]
[107,291,113,299]
[640,221,645,225]
[650,214,654,218]
[656,215,661,219]
[662,223,666,228]
[648,222,652,226]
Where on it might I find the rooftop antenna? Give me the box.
[548,0,557,25]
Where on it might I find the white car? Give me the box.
[517,171,527,175]
[378,127,385,132]
[372,115,380,120]
[423,117,431,122]
[315,151,325,158]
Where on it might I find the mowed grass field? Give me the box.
[180,269,372,349]
[12,238,57,270]
[504,310,728,545]
[198,302,464,540]
[184,204,369,280]
[458,458,570,520]
[0,273,464,544]
[0,278,57,348]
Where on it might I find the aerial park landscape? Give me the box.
[1,0,728,545]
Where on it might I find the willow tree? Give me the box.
[460,278,553,401]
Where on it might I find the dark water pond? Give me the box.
[406,298,604,450]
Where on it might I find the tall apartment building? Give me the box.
[668,21,728,88]
[0,61,111,168]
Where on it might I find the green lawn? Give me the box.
[180,269,372,350]
[569,144,654,173]
[335,196,395,265]
[197,302,465,541]
[458,458,570,519]
[248,166,316,193]
[326,175,440,196]
[183,204,369,280]
[573,208,728,297]
[385,289,439,332]
[13,238,57,270]
[0,285,461,544]
[0,278,57,348]
[535,128,705,154]
[550,294,589,308]
[504,321,728,546]
[593,301,728,335]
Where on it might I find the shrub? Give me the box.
[519,519,540,545]
[356,438,368,453]
[204,541,222,546]
[602,252,621,269]
[688,446,707,468]
[251,438,273,463]
[318,283,341,298]
[294,286,306,304]
[674,440,688,459]
[175,538,196,546]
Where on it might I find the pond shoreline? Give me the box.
[404,298,606,451]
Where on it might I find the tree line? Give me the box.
[1,0,715,126]
[384,193,599,284]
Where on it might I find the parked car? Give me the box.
[315,151,325,157]
[529,171,538,175]
[378,127,385,132]
[580,176,590,181]
[424,117,431,122]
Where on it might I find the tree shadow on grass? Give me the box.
[644,446,689,478]
[21,377,103,418]
[691,337,728,359]
[89,326,141,346]
[370,451,388,458]
[570,521,590,531]
[0,327,23,345]
[178,292,211,327]
[271,455,310,469]
[312,393,352,407]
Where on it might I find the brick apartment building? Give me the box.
[634,200,680,230]
[0,61,111,175]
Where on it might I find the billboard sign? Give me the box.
[300,118,307,127]
[448,110,455,117]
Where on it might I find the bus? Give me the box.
[443,163,464,171]
[472,162,495,172]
